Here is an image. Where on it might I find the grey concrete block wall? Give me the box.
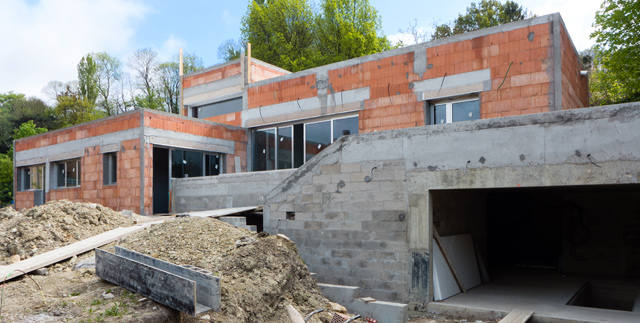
[264,103,640,306]
[172,169,295,212]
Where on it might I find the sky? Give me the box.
[0,0,603,101]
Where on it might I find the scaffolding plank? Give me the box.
[184,206,261,218]
[499,309,534,323]
[0,225,146,281]
[95,248,199,316]
[114,246,220,311]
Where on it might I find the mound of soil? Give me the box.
[117,217,331,323]
[0,200,134,264]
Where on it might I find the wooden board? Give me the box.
[184,206,261,218]
[95,248,199,316]
[115,246,220,311]
[0,225,147,281]
[499,309,534,323]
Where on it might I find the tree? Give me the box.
[316,0,391,65]
[54,85,104,127]
[94,52,122,116]
[0,93,57,155]
[241,0,318,72]
[77,54,99,105]
[590,0,640,105]
[398,19,430,46]
[129,48,162,110]
[218,38,244,62]
[158,53,204,114]
[432,0,533,39]
[0,154,12,206]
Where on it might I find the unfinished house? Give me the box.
[13,13,640,322]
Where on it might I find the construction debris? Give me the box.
[115,217,333,322]
[0,200,134,265]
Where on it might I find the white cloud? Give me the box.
[0,0,149,99]
[158,35,186,62]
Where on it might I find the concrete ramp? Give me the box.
[182,206,261,218]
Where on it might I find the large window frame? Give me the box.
[171,149,225,179]
[252,114,359,171]
[17,164,44,191]
[55,159,81,189]
[429,96,480,125]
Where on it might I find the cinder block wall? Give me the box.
[171,169,295,213]
[264,103,640,305]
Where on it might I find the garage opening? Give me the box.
[429,185,640,322]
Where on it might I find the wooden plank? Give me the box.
[95,248,198,316]
[184,206,261,218]
[433,229,467,293]
[115,246,220,311]
[499,309,534,323]
[0,225,147,281]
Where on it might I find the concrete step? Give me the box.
[317,283,407,323]
[218,216,247,228]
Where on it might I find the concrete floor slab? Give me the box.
[427,269,640,323]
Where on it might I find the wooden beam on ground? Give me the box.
[499,309,534,323]
[433,229,467,293]
[0,225,150,281]
[183,206,262,218]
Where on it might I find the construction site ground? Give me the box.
[0,201,491,323]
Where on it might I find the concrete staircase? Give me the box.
[317,283,407,323]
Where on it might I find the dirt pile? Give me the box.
[0,200,134,264]
[116,217,331,323]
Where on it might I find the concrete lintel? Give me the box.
[413,69,490,94]
[16,150,83,167]
[144,128,236,154]
[184,91,243,108]
[183,74,242,98]
[420,84,485,102]
[101,143,119,153]
[183,85,243,106]
[14,128,140,163]
[242,87,368,127]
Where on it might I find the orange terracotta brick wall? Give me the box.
[182,62,243,116]
[203,111,242,127]
[15,138,143,212]
[429,22,553,119]
[144,110,248,173]
[560,24,589,109]
[251,62,289,82]
[14,112,140,153]
[247,74,317,109]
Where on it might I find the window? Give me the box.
[430,97,480,124]
[252,115,359,171]
[192,97,242,119]
[55,159,81,188]
[18,165,44,191]
[171,149,223,178]
[103,153,117,185]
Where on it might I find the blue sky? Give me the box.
[0,0,602,100]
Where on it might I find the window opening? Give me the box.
[103,152,117,185]
[430,97,480,124]
[55,159,81,188]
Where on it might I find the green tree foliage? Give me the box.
[217,38,244,62]
[316,0,391,65]
[54,85,105,127]
[158,53,204,114]
[0,93,58,155]
[78,54,99,105]
[239,0,391,70]
[0,154,12,206]
[241,0,318,72]
[432,0,533,40]
[94,52,122,116]
[589,0,640,105]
